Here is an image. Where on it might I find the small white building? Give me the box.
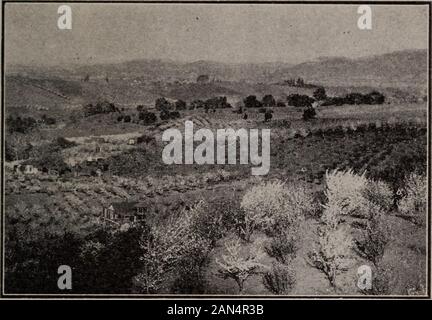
[24,165,39,175]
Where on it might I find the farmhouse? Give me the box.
[101,201,147,224]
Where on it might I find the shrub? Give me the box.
[240,181,312,241]
[216,237,267,294]
[6,116,37,134]
[244,95,262,109]
[276,100,286,107]
[5,202,97,293]
[170,256,208,293]
[204,96,231,109]
[25,152,70,175]
[344,92,365,105]
[287,94,314,108]
[302,107,316,121]
[83,100,117,116]
[363,180,393,212]
[155,97,174,111]
[160,110,170,121]
[262,262,296,294]
[368,138,426,193]
[169,111,181,119]
[264,227,299,264]
[364,91,385,105]
[135,204,211,293]
[264,110,273,122]
[262,94,276,108]
[138,111,157,125]
[321,91,385,106]
[136,134,154,145]
[324,169,369,218]
[175,100,187,111]
[321,96,346,106]
[354,211,389,266]
[190,100,205,109]
[398,173,427,225]
[193,199,240,247]
[313,87,327,101]
[308,225,353,288]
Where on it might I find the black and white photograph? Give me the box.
[1,1,430,299]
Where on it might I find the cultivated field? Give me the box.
[4,87,428,295]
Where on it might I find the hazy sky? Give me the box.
[4,3,429,66]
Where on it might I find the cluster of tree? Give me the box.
[302,108,317,121]
[27,137,77,162]
[243,95,263,109]
[312,87,327,101]
[244,95,286,109]
[287,94,315,108]
[160,110,181,120]
[41,114,57,125]
[138,110,157,125]
[321,91,385,106]
[4,201,145,293]
[136,134,154,145]
[368,137,426,195]
[281,78,318,88]
[24,151,71,175]
[156,96,233,113]
[5,196,242,294]
[203,97,232,111]
[117,115,132,123]
[155,98,173,111]
[83,101,118,117]
[6,114,58,135]
[117,108,180,124]
[6,136,75,170]
[155,98,190,112]
[5,139,33,162]
[6,116,38,134]
[189,100,205,110]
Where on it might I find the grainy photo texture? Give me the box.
[1,1,429,297]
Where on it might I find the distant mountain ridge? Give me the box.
[7,49,427,87]
[270,49,427,87]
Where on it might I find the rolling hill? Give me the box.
[5,49,427,109]
[270,49,427,87]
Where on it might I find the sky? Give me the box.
[4,3,429,66]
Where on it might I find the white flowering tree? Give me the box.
[240,180,314,241]
[216,238,267,294]
[309,170,360,288]
[308,225,353,288]
[324,169,369,218]
[398,173,427,225]
[364,180,393,212]
[135,202,211,293]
